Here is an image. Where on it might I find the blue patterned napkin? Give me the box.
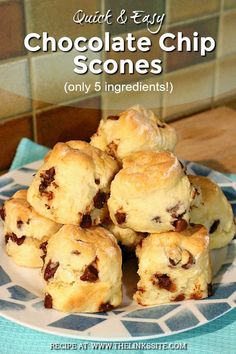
[0,138,235,354]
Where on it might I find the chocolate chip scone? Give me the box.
[90,105,177,161]
[1,190,61,268]
[134,225,212,306]
[105,222,147,250]
[42,225,122,312]
[27,141,119,226]
[108,151,195,233]
[189,175,236,249]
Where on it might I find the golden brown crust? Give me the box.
[43,225,122,312]
[134,225,212,306]
[27,141,119,225]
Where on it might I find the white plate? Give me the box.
[0,161,235,341]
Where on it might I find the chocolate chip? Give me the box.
[17,220,23,229]
[152,274,173,291]
[0,206,6,221]
[99,302,114,312]
[95,178,100,185]
[80,214,92,228]
[39,167,55,195]
[44,293,53,309]
[5,233,26,245]
[167,203,181,218]
[26,219,31,225]
[40,241,48,254]
[209,219,220,234]
[173,294,185,301]
[44,260,59,281]
[115,211,126,224]
[107,115,119,120]
[173,219,188,232]
[208,283,213,297]
[45,204,51,210]
[41,191,54,201]
[169,257,181,267]
[93,191,107,209]
[107,141,118,157]
[152,216,161,223]
[80,263,98,282]
[72,250,81,255]
[182,251,195,269]
[40,241,48,263]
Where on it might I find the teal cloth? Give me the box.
[10,138,50,170]
[1,138,236,354]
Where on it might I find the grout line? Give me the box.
[213,0,224,104]
[22,0,37,141]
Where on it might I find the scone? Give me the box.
[189,175,236,249]
[90,105,177,161]
[105,222,146,249]
[27,141,119,226]
[134,225,212,306]
[1,190,61,268]
[108,151,195,233]
[42,225,122,312]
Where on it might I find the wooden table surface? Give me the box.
[171,107,236,173]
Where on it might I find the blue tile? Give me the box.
[215,264,234,278]
[231,203,236,216]
[226,243,236,262]
[189,164,211,177]
[122,320,164,337]
[125,304,180,319]
[210,282,236,299]
[221,187,236,201]
[113,310,125,315]
[32,301,44,309]
[49,315,106,331]
[19,167,37,174]
[0,184,28,197]
[166,308,199,331]
[0,266,11,286]
[0,299,25,310]
[196,302,231,321]
[8,285,37,302]
[0,178,14,189]
[209,173,230,184]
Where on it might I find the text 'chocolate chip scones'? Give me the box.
[189,175,236,249]
[42,225,122,312]
[27,141,119,226]
[90,105,177,161]
[1,190,61,268]
[108,151,195,233]
[134,225,212,306]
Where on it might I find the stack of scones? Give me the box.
[0,105,235,312]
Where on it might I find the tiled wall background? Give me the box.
[0,0,236,171]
